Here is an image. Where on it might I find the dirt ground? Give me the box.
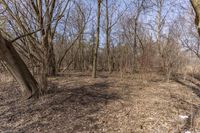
[0,72,200,133]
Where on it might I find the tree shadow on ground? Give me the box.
[46,81,119,107]
[0,81,121,132]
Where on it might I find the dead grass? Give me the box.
[0,72,200,132]
[0,72,14,84]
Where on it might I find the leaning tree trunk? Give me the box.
[0,34,39,99]
[191,0,200,36]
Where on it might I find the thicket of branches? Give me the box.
[0,0,200,98]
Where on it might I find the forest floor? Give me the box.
[0,72,200,133]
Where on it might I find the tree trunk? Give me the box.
[0,34,39,99]
[47,43,56,76]
[133,19,138,72]
[92,0,101,78]
[39,34,49,92]
[156,0,165,71]
[105,0,112,73]
[78,34,84,71]
[191,0,200,36]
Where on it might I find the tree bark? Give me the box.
[92,0,101,78]
[105,0,112,73]
[191,0,200,36]
[0,34,39,99]
[156,0,165,71]
[47,42,56,76]
[133,19,138,72]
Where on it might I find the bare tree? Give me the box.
[105,0,111,73]
[150,0,178,71]
[56,1,91,71]
[1,0,71,91]
[92,0,102,78]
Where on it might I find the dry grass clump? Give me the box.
[0,72,13,84]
